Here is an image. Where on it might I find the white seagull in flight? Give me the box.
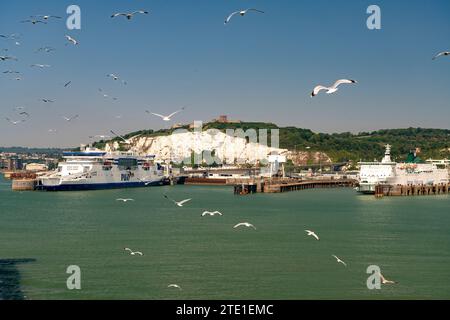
[62,115,79,122]
[65,35,78,45]
[111,10,149,20]
[233,222,256,230]
[32,15,62,20]
[164,194,191,207]
[332,255,347,267]
[168,284,182,290]
[202,211,223,216]
[21,19,47,25]
[31,64,51,68]
[107,73,127,85]
[305,229,320,240]
[41,98,54,103]
[311,79,357,97]
[110,130,142,144]
[0,55,18,61]
[116,198,135,202]
[146,107,185,121]
[225,8,264,24]
[124,248,143,256]
[432,51,450,60]
[5,117,25,125]
[379,272,396,284]
[35,46,55,53]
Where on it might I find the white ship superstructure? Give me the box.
[358,145,449,194]
[37,147,166,191]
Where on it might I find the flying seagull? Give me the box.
[65,35,78,45]
[168,284,182,290]
[89,134,110,139]
[146,107,185,121]
[32,15,62,20]
[124,248,143,256]
[19,112,30,118]
[64,81,72,87]
[98,88,118,100]
[111,10,149,20]
[332,255,347,267]
[3,70,20,74]
[305,229,320,240]
[0,33,20,40]
[233,222,256,230]
[41,98,54,103]
[432,51,450,60]
[311,79,357,97]
[62,115,79,122]
[35,46,55,53]
[0,55,18,61]
[107,73,127,85]
[224,8,264,24]
[379,272,396,284]
[5,117,25,125]
[31,64,50,68]
[137,177,153,186]
[110,130,142,144]
[116,198,135,202]
[164,194,191,207]
[21,19,47,25]
[202,211,223,216]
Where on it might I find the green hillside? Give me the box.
[93,123,450,163]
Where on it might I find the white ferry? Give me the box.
[36,147,166,191]
[358,145,449,194]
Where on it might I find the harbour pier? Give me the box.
[233,178,357,195]
[375,183,450,198]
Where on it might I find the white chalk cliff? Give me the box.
[104,130,288,165]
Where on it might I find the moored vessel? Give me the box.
[358,145,449,194]
[36,147,166,191]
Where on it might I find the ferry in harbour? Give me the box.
[36,147,166,191]
[357,145,449,194]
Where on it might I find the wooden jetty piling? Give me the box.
[234,178,357,195]
[375,183,450,197]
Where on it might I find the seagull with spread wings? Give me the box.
[0,55,18,61]
[110,130,142,144]
[432,51,450,60]
[146,107,185,121]
[62,115,79,122]
[124,248,143,256]
[111,10,149,20]
[233,222,256,230]
[5,117,26,125]
[32,15,62,20]
[65,35,78,45]
[224,8,264,24]
[332,255,347,267]
[21,19,47,25]
[305,229,320,240]
[164,194,191,207]
[311,79,357,97]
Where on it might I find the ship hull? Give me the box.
[36,180,166,191]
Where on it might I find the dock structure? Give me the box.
[234,178,357,195]
[375,183,450,198]
[11,179,37,191]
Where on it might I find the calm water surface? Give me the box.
[1,176,450,299]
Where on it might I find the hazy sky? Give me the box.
[1,0,449,148]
